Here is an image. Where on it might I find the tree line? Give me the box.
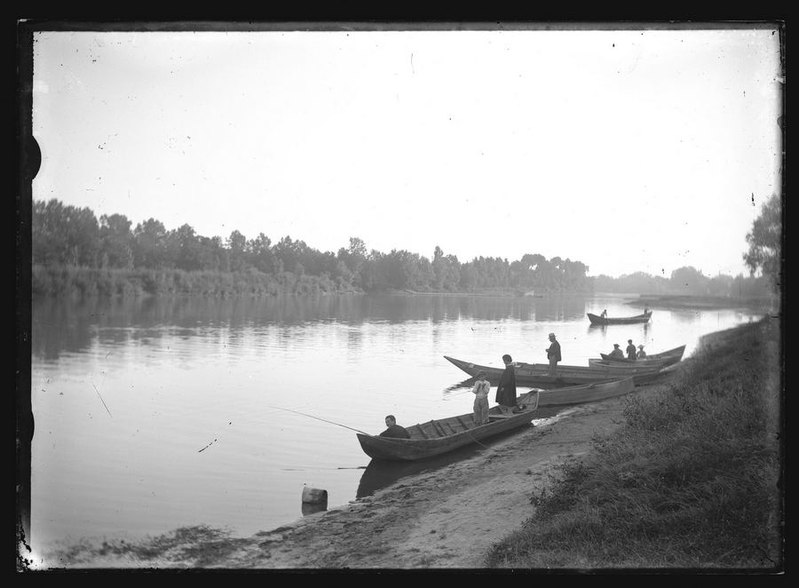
[30,198,593,296]
[29,197,777,299]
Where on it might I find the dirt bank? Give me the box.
[64,373,681,570]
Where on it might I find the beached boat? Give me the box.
[587,310,652,325]
[587,358,678,373]
[534,376,635,406]
[356,391,541,461]
[597,344,686,366]
[444,356,664,387]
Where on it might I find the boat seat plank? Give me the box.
[431,420,448,438]
[441,420,459,435]
[456,416,473,430]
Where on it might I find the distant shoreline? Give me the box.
[630,293,775,312]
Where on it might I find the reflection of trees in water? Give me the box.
[32,293,592,361]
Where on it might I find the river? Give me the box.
[28,292,761,556]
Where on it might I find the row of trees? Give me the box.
[593,267,772,298]
[30,199,593,295]
[30,194,781,298]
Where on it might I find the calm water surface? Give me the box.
[29,293,761,555]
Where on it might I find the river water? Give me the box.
[28,292,761,555]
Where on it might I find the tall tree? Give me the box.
[744,194,782,293]
[99,213,134,269]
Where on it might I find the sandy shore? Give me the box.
[110,373,678,571]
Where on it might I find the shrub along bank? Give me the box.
[487,316,783,570]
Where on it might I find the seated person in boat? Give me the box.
[379,415,410,439]
[637,344,647,359]
[608,344,625,360]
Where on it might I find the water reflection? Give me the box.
[32,293,596,361]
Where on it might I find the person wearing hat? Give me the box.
[636,344,647,359]
[546,332,561,376]
[626,339,637,360]
[496,354,518,414]
[608,343,625,360]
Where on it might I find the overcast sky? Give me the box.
[30,24,783,278]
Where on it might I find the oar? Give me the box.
[268,405,371,436]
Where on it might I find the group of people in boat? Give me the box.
[378,332,561,437]
[607,338,647,360]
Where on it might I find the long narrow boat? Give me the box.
[598,344,686,366]
[587,310,652,325]
[356,391,541,461]
[587,358,677,374]
[444,356,664,387]
[535,376,635,406]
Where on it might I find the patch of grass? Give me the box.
[487,317,783,570]
[44,525,254,568]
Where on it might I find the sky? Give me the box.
[29,23,783,278]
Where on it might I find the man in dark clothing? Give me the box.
[546,333,562,376]
[626,339,637,360]
[379,415,410,439]
[609,344,625,359]
[496,354,517,413]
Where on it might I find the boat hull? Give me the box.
[357,392,540,461]
[444,356,663,387]
[598,345,685,366]
[535,376,635,406]
[587,312,652,325]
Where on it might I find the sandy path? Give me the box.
[212,393,640,569]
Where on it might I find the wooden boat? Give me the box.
[444,356,664,387]
[587,310,652,325]
[534,376,635,406]
[598,344,686,366]
[356,391,541,461]
[587,358,677,374]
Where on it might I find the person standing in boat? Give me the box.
[608,344,625,359]
[496,354,517,414]
[471,371,491,425]
[379,415,410,439]
[600,309,608,318]
[636,344,647,359]
[546,332,561,376]
[626,339,637,360]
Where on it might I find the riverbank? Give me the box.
[633,293,776,312]
[29,317,782,572]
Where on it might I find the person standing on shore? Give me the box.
[626,339,637,360]
[496,354,517,414]
[546,333,561,376]
[471,371,491,425]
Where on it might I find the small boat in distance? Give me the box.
[598,344,686,366]
[587,310,652,325]
[356,390,540,461]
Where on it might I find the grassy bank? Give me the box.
[31,265,361,298]
[635,293,776,312]
[486,316,783,570]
